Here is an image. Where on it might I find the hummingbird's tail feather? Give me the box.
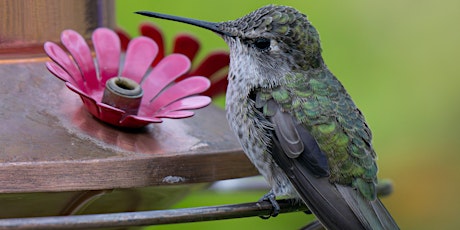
[299,219,325,230]
[271,137,366,229]
[272,137,399,229]
[267,101,399,229]
[336,184,399,230]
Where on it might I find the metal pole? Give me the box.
[0,199,308,230]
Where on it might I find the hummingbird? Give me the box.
[137,5,399,230]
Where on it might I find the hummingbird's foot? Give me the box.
[258,191,280,219]
[286,198,312,214]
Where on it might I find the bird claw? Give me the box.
[258,191,280,219]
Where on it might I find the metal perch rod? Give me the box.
[0,199,308,230]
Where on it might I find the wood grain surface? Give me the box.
[0,59,258,193]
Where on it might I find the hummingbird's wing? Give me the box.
[262,99,398,230]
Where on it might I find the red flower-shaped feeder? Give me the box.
[116,22,229,97]
[44,28,211,128]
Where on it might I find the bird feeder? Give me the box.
[0,0,257,225]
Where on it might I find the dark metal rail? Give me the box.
[0,199,308,230]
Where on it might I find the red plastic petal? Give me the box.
[148,76,210,113]
[45,61,80,89]
[140,23,165,67]
[189,51,229,76]
[97,102,127,126]
[93,28,121,84]
[114,28,131,51]
[154,96,211,117]
[203,74,229,97]
[156,110,195,119]
[61,30,99,90]
[141,54,191,103]
[173,34,200,62]
[121,37,158,83]
[65,83,100,118]
[44,42,86,90]
[120,115,162,127]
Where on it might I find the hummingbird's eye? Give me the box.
[253,37,271,51]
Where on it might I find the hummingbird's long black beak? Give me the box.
[135,11,231,37]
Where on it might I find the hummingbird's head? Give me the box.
[136,5,323,89]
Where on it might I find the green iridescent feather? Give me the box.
[261,70,378,201]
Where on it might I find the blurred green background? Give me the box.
[116,0,460,229]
